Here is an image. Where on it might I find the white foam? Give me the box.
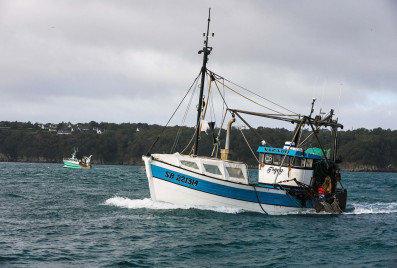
[346,202,397,215]
[286,202,397,215]
[104,196,243,214]
[105,197,397,216]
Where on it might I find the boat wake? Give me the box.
[345,202,397,215]
[104,196,244,214]
[105,197,397,216]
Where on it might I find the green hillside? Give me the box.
[0,121,396,172]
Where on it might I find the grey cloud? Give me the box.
[0,0,396,129]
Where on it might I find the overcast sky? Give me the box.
[1,0,396,130]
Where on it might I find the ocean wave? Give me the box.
[346,202,397,215]
[104,196,243,214]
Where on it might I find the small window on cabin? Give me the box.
[305,158,313,168]
[300,158,306,167]
[204,164,222,175]
[259,153,264,164]
[226,167,245,179]
[281,156,290,166]
[273,154,281,165]
[265,154,272,164]
[291,157,302,167]
[180,160,199,170]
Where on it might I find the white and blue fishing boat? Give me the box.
[63,147,92,169]
[142,10,347,215]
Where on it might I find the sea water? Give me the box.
[0,162,396,267]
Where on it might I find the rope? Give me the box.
[213,78,230,110]
[214,109,228,158]
[277,181,311,209]
[253,185,268,214]
[181,127,197,155]
[276,178,298,184]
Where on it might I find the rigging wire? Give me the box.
[212,78,230,110]
[145,71,202,155]
[201,73,213,120]
[298,128,315,148]
[337,83,342,119]
[188,73,213,155]
[212,79,270,146]
[221,77,226,124]
[209,84,217,123]
[233,111,268,146]
[171,77,199,153]
[239,127,259,163]
[213,76,286,116]
[208,70,298,115]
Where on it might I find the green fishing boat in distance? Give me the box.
[63,147,92,169]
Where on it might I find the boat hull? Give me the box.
[63,160,91,169]
[143,156,316,215]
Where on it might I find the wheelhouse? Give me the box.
[257,145,323,169]
[257,144,324,187]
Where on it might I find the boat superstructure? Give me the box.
[63,147,92,169]
[142,9,347,215]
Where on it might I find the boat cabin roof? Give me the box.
[257,146,323,160]
[151,153,249,184]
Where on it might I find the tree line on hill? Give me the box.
[0,121,396,171]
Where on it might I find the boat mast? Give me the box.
[194,8,212,155]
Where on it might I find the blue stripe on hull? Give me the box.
[151,164,314,208]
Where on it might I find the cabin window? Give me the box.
[259,153,264,164]
[300,158,306,167]
[265,154,273,164]
[226,167,245,179]
[281,156,290,166]
[204,164,222,175]
[291,157,303,167]
[180,160,199,170]
[273,155,281,165]
[305,158,313,168]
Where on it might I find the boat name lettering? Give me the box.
[165,171,175,179]
[165,171,198,187]
[267,167,284,175]
[263,148,287,154]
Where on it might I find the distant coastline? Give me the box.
[1,159,396,173]
[1,121,396,172]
